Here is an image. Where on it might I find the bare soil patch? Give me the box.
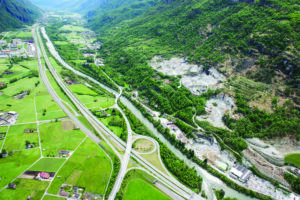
[62,120,74,131]
[133,139,155,153]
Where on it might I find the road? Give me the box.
[32,25,103,152]
[37,25,202,200]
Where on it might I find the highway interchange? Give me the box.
[33,24,203,200]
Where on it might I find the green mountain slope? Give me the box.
[83,0,300,143]
[32,0,146,13]
[87,0,158,29]
[87,0,299,98]
[0,0,41,31]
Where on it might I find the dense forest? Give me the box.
[223,93,300,139]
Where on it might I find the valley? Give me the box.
[0,0,299,199]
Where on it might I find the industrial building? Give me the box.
[0,111,19,126]
[230,164,252,183]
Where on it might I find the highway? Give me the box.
[36,25,203,200]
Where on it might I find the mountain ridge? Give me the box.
[0,0,41,31]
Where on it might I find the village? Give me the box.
[0,37,36,59]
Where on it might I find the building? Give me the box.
[0,111,19,126]
[8,183,16,189]
[0,55,8,58]
[0,135,4,139]
[24,128,37,133]
[26,144,34,149]
[58,150,71,158]
[3,71,13,75]
[2,152,8,158]
[0,40,7,46]
[230,164,252,183]
[0,82,6,87]
[12,39,22,46]
[39,172,50,179]
[294,168,300,176]
[59,190,69,197]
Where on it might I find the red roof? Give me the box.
[40,172,50,179]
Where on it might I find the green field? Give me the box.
[60,25,88,32]
[35,95,66,121]
[18,60,39,70]
[120,170,171,200]
[285,153,300,168]
[0,149,40,188]
[0,59,9,65]
[8,31,33,39]
[99,115,124,138]
[124,179,171,200]
[133,139,155,153]
[30,158,65,172]
[77,94,115,109]
[69,84,97,96]
[1,77,39,96]
[46,71,78,114]
[0,126,8,148]
[0,65,30,82]
[44,195,66,200]
[0,179,49,200]
[69,83,115,109]
[0,96,36,123]
[0,75,40,123]
[4,124,39,151]
[48,138,112,195]
[39,121,85,157]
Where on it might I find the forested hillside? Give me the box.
[0,0,41,31]
[83,0,300,140]
[87,0,300,102]
[32,0,152,13]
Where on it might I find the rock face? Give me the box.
[197,93,235,128]
[149,56,226,95]
[0,0,41,31]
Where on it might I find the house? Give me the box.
[24,129,32,133]
[3,71,13,75]
[66,81,73,85]
[294,168,300,176]
[24,129,37,133]
[8,183,16,189]
[24,40,34,44]
[39,172,50,179]
[12,39,22,46]
[58,150,71,157]
[0,135,4,139]
[26,144,34,149]
[2,152,8,158]
[59,190,69,197]
[0,82,6,87]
